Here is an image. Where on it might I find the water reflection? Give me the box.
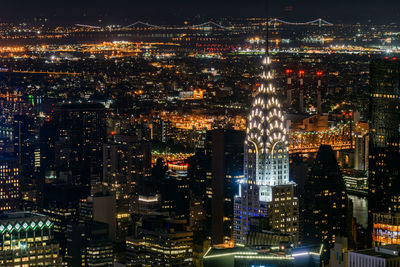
[348,194,368,229]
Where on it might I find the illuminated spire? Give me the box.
[245,55,289,191]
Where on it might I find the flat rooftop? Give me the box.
[0,212,47,221]
[351,245,400,259]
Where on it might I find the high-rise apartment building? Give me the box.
[234,56,298,244]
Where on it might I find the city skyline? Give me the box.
[0,2,398,266]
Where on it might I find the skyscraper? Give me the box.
[188,129,245,246]
[66,220,113,267]
[210,129,245,245]
[369,58,400,215]
[302,145,350,257]
[234,56,298,244]
[103,135,152,241]
[0,155,20,212]
[54,103,106,192]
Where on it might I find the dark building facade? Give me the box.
[54,103,106,192]
[302,145,350,260]
[103,135,152,241]
[66,220,113,267]
[188,129,244,246]
[369,59,400,215]
[210,129,245,245]
[42,183,88,256]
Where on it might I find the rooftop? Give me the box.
[351,245,400,259]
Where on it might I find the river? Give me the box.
[348,194,368,229]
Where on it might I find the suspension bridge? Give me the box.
[75,18,334,31]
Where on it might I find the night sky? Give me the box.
[1,0,399,25]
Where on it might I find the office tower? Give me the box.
[210,129,245,245]
[303,145,350,256]
[188,129,244,247]
[39,118,57,181]
[150,116,172,143]
[0,155,20,212]
[12,115,41,206]
[372,212,400,245]
[0,212,61,266]
[54,102,106,192]
[160,175,190,220]
[66,221,114,267]
[126,216,193,266]
[187,145,212,245]
[369,59,400,216]
[234,56,298,245]
[103,135,152,241]
[79,191,117,242]
[42,183,88,256]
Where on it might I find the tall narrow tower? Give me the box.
[316,71,323,114]
[299,70,305,112]
[233,55,299,244]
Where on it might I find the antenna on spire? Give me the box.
[265,0,269,56]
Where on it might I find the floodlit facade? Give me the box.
[234,56,298,244]
[0,212,61,266]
